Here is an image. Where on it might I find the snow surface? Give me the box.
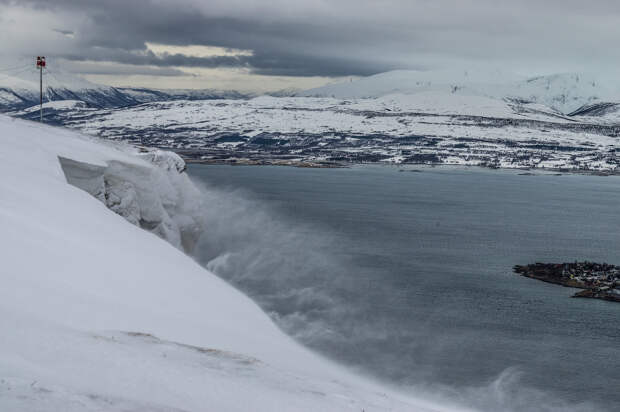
[0,115,466,411]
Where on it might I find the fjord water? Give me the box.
[188,164,620,411]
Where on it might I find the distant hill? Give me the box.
[302,70,620,114]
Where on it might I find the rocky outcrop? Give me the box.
[573,288,620,302]
[58,149,203,253]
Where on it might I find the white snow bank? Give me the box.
[0,115,465,411]
[58,147,201,252]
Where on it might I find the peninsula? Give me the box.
[514,262,620,303]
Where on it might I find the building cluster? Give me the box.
[559,261,620,290]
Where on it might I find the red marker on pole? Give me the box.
[36,56,46,122]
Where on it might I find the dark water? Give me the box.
[187,164,620,412]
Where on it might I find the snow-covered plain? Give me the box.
[0,115,471,411]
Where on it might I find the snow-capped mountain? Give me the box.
[302,69,521,99]
[0,66,138,109]
[302,70,620,114]
[4,63,620,116]
[0,65,250,111]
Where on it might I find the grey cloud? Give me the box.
[60,60,189,76]
[62,48,394,77]
[3,0,620,78]
[63,50,250,69]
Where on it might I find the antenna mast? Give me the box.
[36,56,46,122]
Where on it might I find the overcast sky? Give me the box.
[1,0,619,91]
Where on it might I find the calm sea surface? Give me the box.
[188,164,620,411]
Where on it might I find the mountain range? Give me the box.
[0,66,251,111]
[4,66,620,116]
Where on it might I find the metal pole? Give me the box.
[40,63,42,122]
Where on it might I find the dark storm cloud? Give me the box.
[63,50,251,69]
[63,49,389,77]
[0,0,414,76]
[69,3,405,76]
[61,60,188,76]
[3,0,620,77]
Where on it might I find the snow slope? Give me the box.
[0,115,464,411]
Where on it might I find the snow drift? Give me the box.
[0,115,467,411]
[58,149,201,252]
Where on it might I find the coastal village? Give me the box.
[514,261,620,302]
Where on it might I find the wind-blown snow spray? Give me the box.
[186,173,600,412]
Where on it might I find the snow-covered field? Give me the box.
[0,115,467,411]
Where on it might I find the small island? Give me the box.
[514,262,620,303]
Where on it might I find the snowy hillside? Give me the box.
[303,70,620,114]
[0,115,465,411]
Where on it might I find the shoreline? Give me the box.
[182,156,620,176]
